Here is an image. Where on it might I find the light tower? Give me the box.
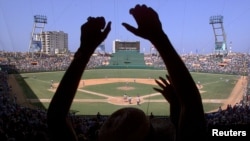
[209,15,228,56]
[29,15,47,57]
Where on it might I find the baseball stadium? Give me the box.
[1,0,250,140]
[3,40,248,116]
[1,40,250,140]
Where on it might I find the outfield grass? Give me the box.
[18,69,239,116]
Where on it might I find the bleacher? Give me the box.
[100,50,154,69]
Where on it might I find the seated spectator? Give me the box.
[98,107,151,141]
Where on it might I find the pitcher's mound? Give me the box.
[117,86,135,91]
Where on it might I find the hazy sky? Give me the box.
[0,0,250,54]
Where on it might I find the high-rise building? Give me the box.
[40,31,68,54]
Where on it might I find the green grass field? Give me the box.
[16,69,240,116]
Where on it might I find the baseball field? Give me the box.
[8,69,246,116]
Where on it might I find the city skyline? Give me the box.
[0,0,250,54]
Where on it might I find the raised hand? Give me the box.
[122,4,207,140]
[154,75,177,104]
[122,4,164,42]
[80,17,111,55]
[47,16,111,141]
[153,75,180,129]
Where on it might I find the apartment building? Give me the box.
[40,31,68,54]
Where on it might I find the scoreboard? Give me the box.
[113,41,140,52]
